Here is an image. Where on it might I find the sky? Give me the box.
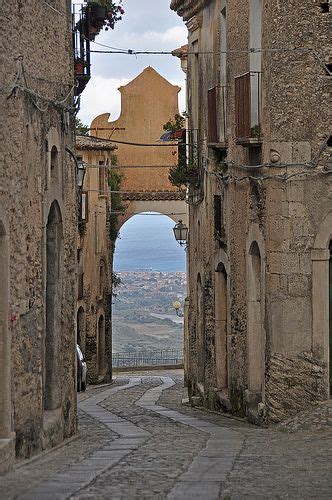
[76,0,187,126]
[113,213,186,272]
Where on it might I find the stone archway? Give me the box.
[98,314,105,377]
[215,262,228,390]
[311,210,332,395]
[0,217,11,439]
[45,200,63,411]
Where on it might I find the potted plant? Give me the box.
[74,59,86,75]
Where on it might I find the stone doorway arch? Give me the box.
[45,200,63,411]
[0,216,11,439]
[215,261,229,390]
[97,314,105,378]
[196,274,205,386]
[246,223,266,417]
[311,210,332,395]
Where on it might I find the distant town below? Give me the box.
[112,271,186,353]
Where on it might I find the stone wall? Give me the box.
[0,0,77,463]
[76,139,116,384]
[173,0,331,423]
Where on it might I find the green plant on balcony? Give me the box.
[169,159,199,189]
[111,272,122,298]
[250,124,262,138]
[163,113,186,133]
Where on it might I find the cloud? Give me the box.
[79,76,130,126]
[141,26,187,46]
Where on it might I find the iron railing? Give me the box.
[235,71,261,141]
[72,3,91,96]
[112,349,184,368]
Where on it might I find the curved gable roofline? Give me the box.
[118,66,181,93]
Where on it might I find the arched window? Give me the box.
[50,146,58,179]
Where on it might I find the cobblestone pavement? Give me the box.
[0,370,330,499]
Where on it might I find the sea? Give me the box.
[113,213,186,272]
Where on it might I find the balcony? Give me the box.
[235,71,262,146]
[72,3,91,96]
[207,86,227,148]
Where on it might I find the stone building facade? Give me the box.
[0,1,78,471]
[76,136,117,384]
[171,0,332,423]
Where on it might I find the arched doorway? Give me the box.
[45,201,63,411]
[77,306,86,354]
[215,262,228,389]
[311,210,332,396]
[196,274,205,385]
[329,240,332,393]
[0,219,11,437]
[98,314,105,377]
[247,241,264,394]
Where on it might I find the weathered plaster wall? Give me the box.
[90,67,181,194]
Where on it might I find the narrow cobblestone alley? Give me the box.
[0,371,330,499]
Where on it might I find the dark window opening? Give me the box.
[208,87,218,143]
[214,195,225,245]
[248,146,262,166]
[51,145,58,176]
[320,2,329,13]
[325,63,332,75]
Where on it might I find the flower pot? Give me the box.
[75,61,85,75]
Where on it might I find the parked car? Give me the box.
[76,344,87,392]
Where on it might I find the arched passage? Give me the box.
[311,210,332,395]
[215,262,228,389]
[45,200,63,411]
[98,314,105,376]
[247,240,264,394]
[0,218,11,437]
[112,211,187,366]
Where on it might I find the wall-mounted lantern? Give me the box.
[173,219,188,248]
[77,159,87,188]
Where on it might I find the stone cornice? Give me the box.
[170,0,212,21]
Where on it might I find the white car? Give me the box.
[76,344,87,392]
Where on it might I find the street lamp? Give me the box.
[173,219,188,248]
[172,300,181,316]
[77,159,87,188]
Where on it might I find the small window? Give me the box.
[320,2,329,13]
[208,87,218,143]
[99,160,105,195]
[214,195,224,242]
[80,192,88,221]
[51,146,58,177]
